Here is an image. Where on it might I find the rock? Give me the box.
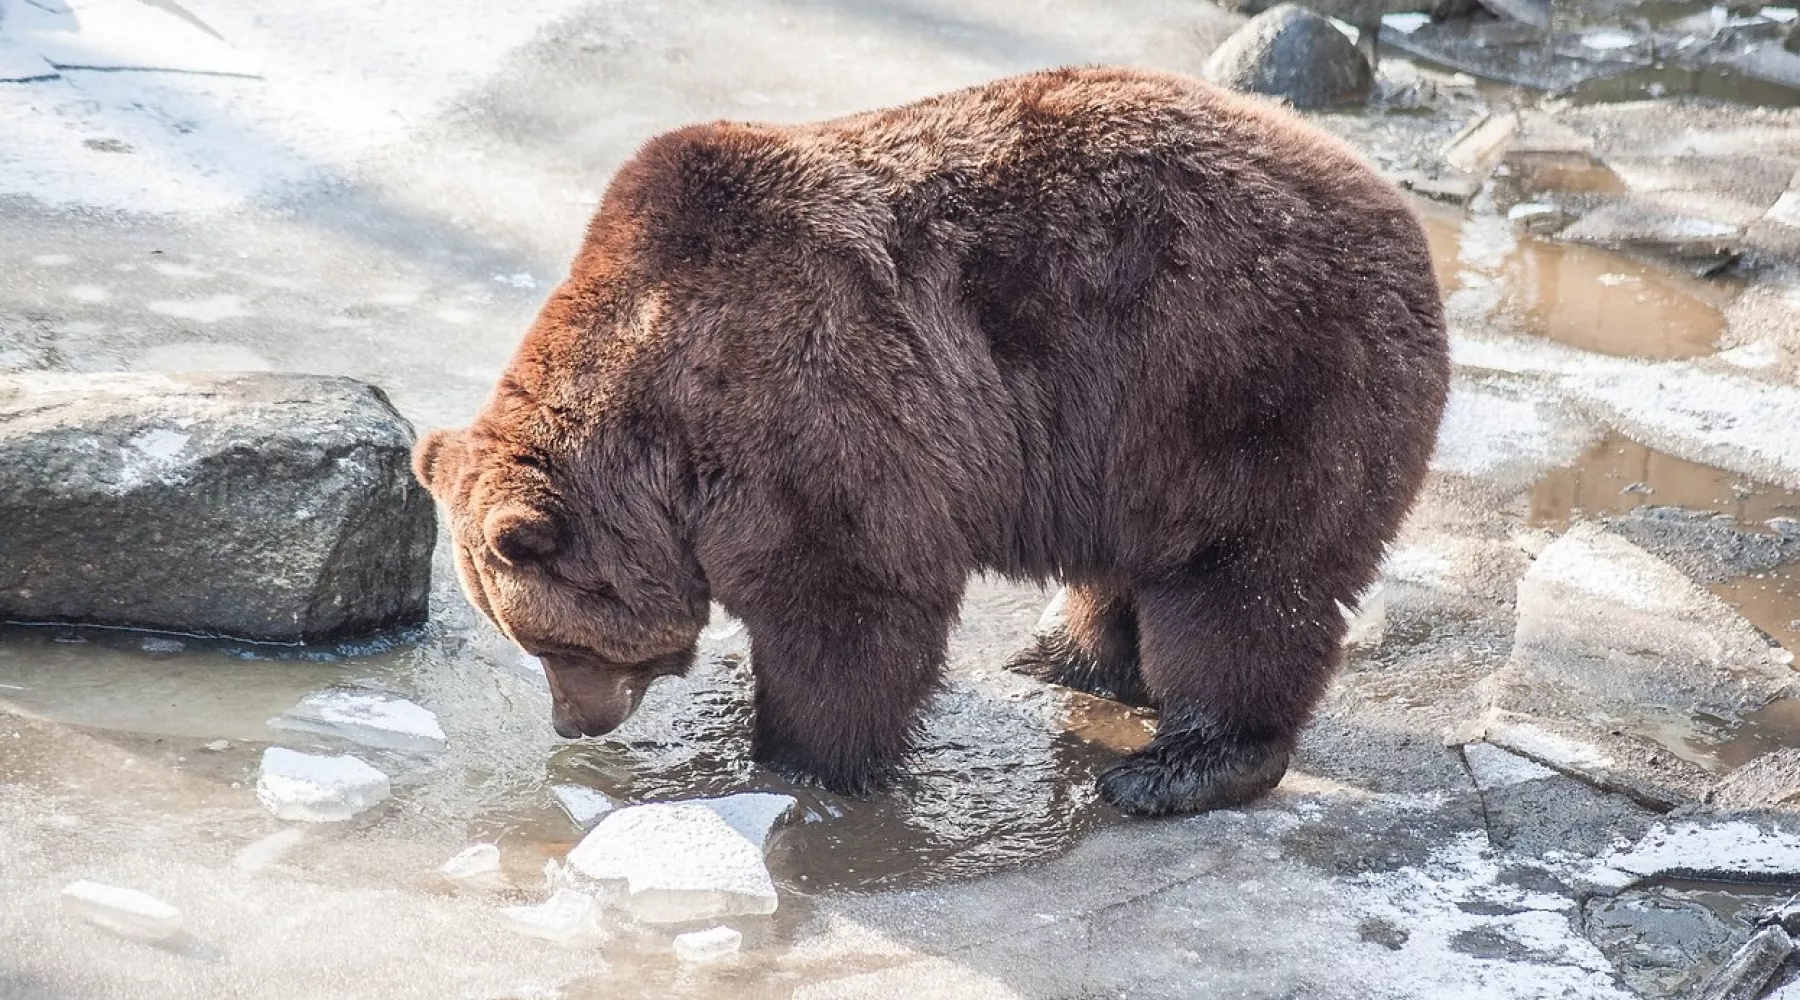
[673,926,743,963]
[1695,924,1794,1000]
[1397,171,1484,205]
[60,880,181,942]
[1558,199,1742,266]
[551,785,617,831]
[498,888,600,944]
[1203,4,1374,109]
[1711,750,1800,810]
[440,844,505,892]
[1498,524,1795,720]
[1463,740,1659,856]
[1441,111,1518,177]
[270,689,447,753]
[1477,710,1714,810]
[1601,507,1800,586]
[0,372,433,642]
[695,792,796,852]
[1461,741,1557,792]
[565,803,779,924]
[254,747,391,822]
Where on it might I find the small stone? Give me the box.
[1507,201,1572,235]
[499,888,599,944]
[1203,4,1374,109]
[139,637,185,654]
[550,785,616,831]
[202,739,230,751]
[255,747,390,822]
[566,803,778,924]
[440,843,504,891]
[1404,173,1484,205]
[270,689,446,753]
[673,926,743,963]
[60,880,181,941]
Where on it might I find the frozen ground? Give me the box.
[4,1,1800,998]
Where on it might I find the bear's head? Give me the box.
[412,418,708,740]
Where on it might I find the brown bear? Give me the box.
[412,65,1448,817]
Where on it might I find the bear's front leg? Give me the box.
[745,593,956,796]
[1097,563,1345,816]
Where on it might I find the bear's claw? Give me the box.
[1097,725,1291,816]
[1004,627,1153,708]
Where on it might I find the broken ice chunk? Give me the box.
[1034,588,1069,633]
[1340,582,1385,649]
[270,688,446,753]
[441,843,505,892]
[694,792,795,852]
[566,803,778,924]
[551,785,616,831]
[499,888,600,944]
[60,880,181,942]
[673,926,742,963]
[255,747,391,822]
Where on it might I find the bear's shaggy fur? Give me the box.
[414,66,1448,816]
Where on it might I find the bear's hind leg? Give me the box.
[1004,582,1151,707]
[1097,559,1345,816]
[747,592,956,796]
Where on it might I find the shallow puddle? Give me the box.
[1526,432,1800,529]
[1523,434,1800,770]
[0,580,1139,896]
[487,647,1136,894]
[1559,64,1800,108]
[1585,878,1792,999]
[1418,199,1739,360]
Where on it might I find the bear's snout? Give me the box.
[539,654,643,739]
[537,647,695,740]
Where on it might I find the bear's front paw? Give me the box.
[1097,726,1290,817]
[1004,628,1152,707]
[751,734,892,798]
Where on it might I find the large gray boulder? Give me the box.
[1204,4,1375,108]
[0,372,433,642]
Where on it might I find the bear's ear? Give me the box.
[412,429,463,496]
[483,504,562,566]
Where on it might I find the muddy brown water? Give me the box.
[1417,198,1740,360]
[1523,433,1800,769]
[0,579,1146,895]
